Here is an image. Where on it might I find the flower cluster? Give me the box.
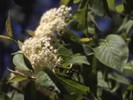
[21,5,71,71]
[35,5,71,37]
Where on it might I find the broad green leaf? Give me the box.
[57,76,90,95]
[36,71,60,93]
[94,34,129,71]
[60,0,70,5]
[26,30,34,37]
[13,53,32,71]
[107,0,115,11]
[6,12,13,37]
[62,54,90,67]
[9,74,27,83]
[108,73,130,85]
[73,0,81,4]
[116,4,124,13]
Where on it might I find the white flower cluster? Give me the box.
[35,5,71,37]
[21,5,71,71]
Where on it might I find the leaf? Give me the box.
[62,54,90,67]
[75,0,89,34]
[26,30,34,37]
[60,0,70,5]
[24,81,36,100]
[9,74,27,83]
[122,61,133,78]
[36,71,60,93]
[107,0,115,11]
[57,76,90,95]
[80,37,93,43]
[108,73,130,85]
[73,0,81,4]
[13,53,32,71]
[116,4,124,13]
[94,34,129,71]
[6,12,13,37]
[97,71,109,88]
[82,44,94,56]
[17,40,23,50]
[0,35,12,40]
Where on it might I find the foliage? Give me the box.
[0,0,133,100]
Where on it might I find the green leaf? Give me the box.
[116,4,124,13]
[122,61,133,78]
[107,0,115,11]
[0,35,12,40]
[17,41,23,50]
[62,54,90,67]
[73,0,81,4]
[57,76,90,95]
[60,0,70,5]
[6,12,13,37]
[9,74,27,83]
[36,71,60,93]
[13,53,32,71]
[108,73,130,85]
[97,71,109,88]
[94,34,129,71]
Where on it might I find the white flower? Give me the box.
[21,5,71,72]
[22,36,62,71]
[35,5,71,37]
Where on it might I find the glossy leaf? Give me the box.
[94,34,129,71]
[9,74,27,83]
[13,53,32,71]
[62,54,90,67]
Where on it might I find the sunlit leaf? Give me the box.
[116,4,124,13]
[80,37,93,43]
[94,34,129,71]
[9,74,27,83]
[107,0,115,11]
[6,12,13,37]
[60,0,70,5]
